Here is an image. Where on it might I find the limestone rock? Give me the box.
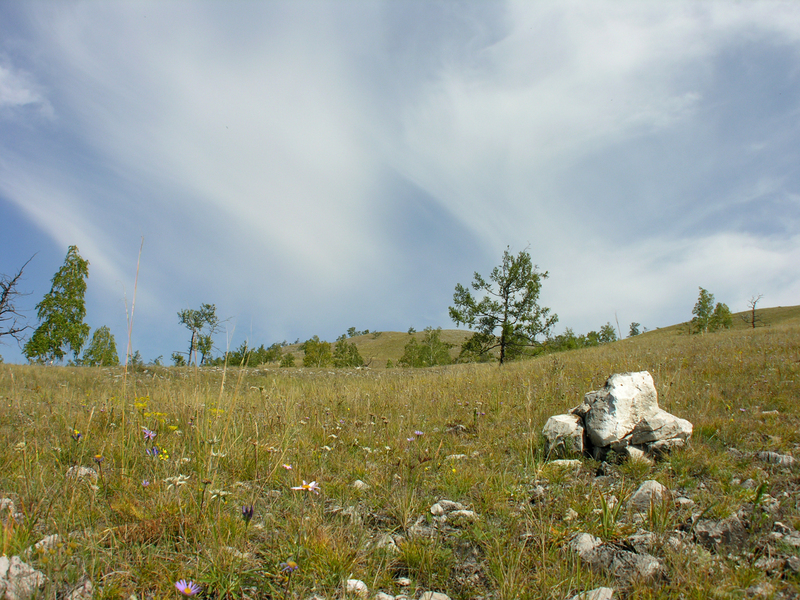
[583,372,659,447]
[66,466,98,481]
[569,588,614,600]
[628,409,693,446]
[345,579,368,598]
[570,532,662,584]
[542,371,692,462]
[542,414,585,457]
[694,514,747,552]
[0,556,46,600]
[419,593,451,600]
[628,480,668,512]
[757,451,795,467]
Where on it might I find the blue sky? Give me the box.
[1,1,799,364]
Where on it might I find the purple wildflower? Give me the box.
[175,579,201,596]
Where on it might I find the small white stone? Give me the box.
[419,593,451,600]
[66,466,98,481]
[346,579,369,598]
[374,593,395,600]
[395,577,411,587]
[445,454,467,460]
[352,480,370,491]
[448,509,479,524]
[569,587,614,600]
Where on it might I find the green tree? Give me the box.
[691,288,731,334]
[629,322,641,337]
[177,303,219,366]
[710,301,732,332]
[302,335,332,367]
[24,246,90,363]
[171,351,187,366]
[81,326,119,366]
[599,322,617,344]
[449,247,557,364]
[333,335,364,368]
[280,353,295,367]
[399,327,453,368]
[691,287,715,334]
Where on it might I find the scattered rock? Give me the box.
[757,452,796,467]
[345,579,368,598]
[628,480,668,512]
[548,459,582,469]
[744,581,774,598]
[66,466,98,481]
[570,533,603,559]
[542,414,585,457]
[64,577,94,600]
[374,593,394,600]
[564,508,579,522]
[569,532,662,584]
[395,577,411,587]
[375,533,400,554]
[445,454,468,460]
[419,593,451,600]
[569,588,614,600]
[694,514,747,552]
[430,500,466,516]
[448,510,479,525]
[0,555,47,600]
[32,534,62,553]
[352,479,370,491]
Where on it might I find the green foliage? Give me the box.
[171,351,187,366]
[692,288,732,334]
[177,303,219,365]
[226,341,283,366]
[691,287,715,334]
[710,302,733,332]
[450,247,557,364]
[128,350,143,368]
[399,327,453,368]
[598,322,617,344]
[24,246,90,363]
[80,326,119,366]
[302,335,332,367]
[629,322,641,337]
[279,352,295,367]
[333,335,364,368]
[347,327,369,338]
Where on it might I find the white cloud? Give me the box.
[0,62,52,116]
[1,0,800,363]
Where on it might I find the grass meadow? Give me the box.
[1,306,799,599]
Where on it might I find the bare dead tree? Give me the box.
[742,294,765,329]
[0,255,35,344]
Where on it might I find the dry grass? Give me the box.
[1,307,799,599]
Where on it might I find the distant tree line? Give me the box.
[0,244,753,369]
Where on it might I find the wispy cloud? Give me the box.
[1,0,799,362]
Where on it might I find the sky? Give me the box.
[1,0,799,364]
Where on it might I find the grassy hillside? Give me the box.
[281,304,800,368]
[0,306,799,599]
[278,329,475,368]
